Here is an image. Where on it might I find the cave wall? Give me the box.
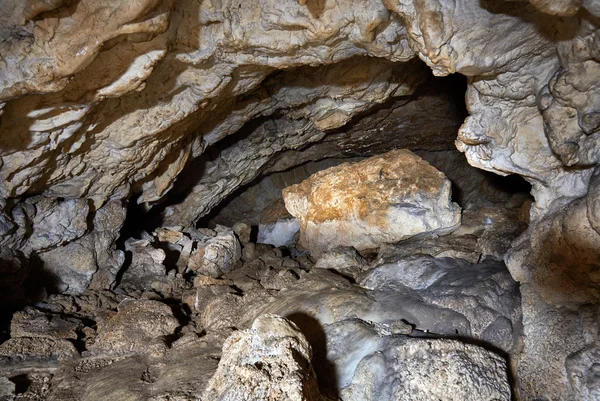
[0,0,599,400]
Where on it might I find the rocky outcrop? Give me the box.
[0,0,599,399]
[283,150,461,255]
[0,212,524,399]
[505,172,600,400]
[203,314,321,401]
[333,320,511,401]
[188,227,242,278]
[89,299,179,358]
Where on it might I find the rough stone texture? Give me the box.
[382,0,599,219]
[203,314,321,401]
[505,171,600,400]
[10,307,82,340]
[160,57,426,227]
[120,237,169,293]
[283,149,461,255]
[0,0,595,223]
[0,219,524,400]
[0,337,79,362]
[0,199,125,298]
[0,0,599,399]
[188,227,242,278]
[314,247,368,279]
[89,299,179,357]
[331,320,511,401]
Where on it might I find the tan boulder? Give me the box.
[282,149,461,256]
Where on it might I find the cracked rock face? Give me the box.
[283,149,461,256]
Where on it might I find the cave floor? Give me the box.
[0,203,527,400]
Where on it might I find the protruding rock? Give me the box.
[203,314,321,401]
[0,337,79,361]
[188,227,242,278]
[314,246,367,278]
[89,299,179,357]
[283,149,461,256]
[10,307,82,340]
[336,321,511,401]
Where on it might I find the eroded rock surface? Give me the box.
[0,0,598,399]
[203,314,321,401]
[334,320,511,401]
[0,211,523,400]
[283,149,461,255]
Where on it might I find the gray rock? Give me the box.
[0,376,15,397]
[25,198,90,252]
[121,238,169,293]
[188,228,242,278]
[315,246,367,279]
[203,314,321,401]
[329,320,511,401]
[89,299,179,358]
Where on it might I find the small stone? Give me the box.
[154,228,185,244]
[390,319,414,335]
[232,222,252,245]
[193,275,234,288]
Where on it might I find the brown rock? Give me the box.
[283,149,461,256]
[89,299,179,357]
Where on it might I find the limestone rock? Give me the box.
[188,228,242,278]
[203,314,321,401]
[1,199,125,295]
[330,320,511,401]
[232,222,252,246]
[121,237,169,293]
[10,307,82,340]
[89,299,179,357]
[0,377,15,398]
[314,247,368,279]
[360,254,521,353]
[283,149,461,256]
[505,171,600,400]
[235,254,521,356]
[25,198,90,252]
[0,337,78,362]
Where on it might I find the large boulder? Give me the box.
[330,320,511,401]
[283,149,461,256]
